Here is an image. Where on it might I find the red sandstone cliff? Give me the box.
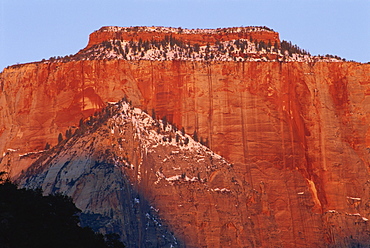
[1,27,370,247]
[85,26,280,50]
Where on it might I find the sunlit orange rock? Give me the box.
[85,26,280,50]
[1,27,370,247]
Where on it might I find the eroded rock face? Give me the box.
[1,27,370,247]
[19,101,242,247]
[85,26,280,50]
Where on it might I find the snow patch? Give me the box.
[347,213,361,216]
[347,196,361,201]
[165,175,182,182]
[19,150,46,158]
[70,36,343,63]
[212,188,231,193]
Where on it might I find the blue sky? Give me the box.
[1,0,369,70]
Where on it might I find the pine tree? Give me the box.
[193,130,198,142]
[162,116,167,129]
[79,118,84,127]
[45,142,51,150]
[65,129,72,139]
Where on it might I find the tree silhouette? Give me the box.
[44,142,51,150]
[193,130,199,142]
[58,133,63,144]
[0,180,125,248]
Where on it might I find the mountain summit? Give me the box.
[20,99,236,247]
[1,26,370,247]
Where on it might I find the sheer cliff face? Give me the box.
[1,27,370,247]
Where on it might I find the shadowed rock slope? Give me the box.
[19,100,245,247]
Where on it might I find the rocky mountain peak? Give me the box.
[19,98,238,247]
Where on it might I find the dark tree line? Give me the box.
[52,95,211,153]
[0,175,124,248]
[47,34,348,64]
[280,40,311,56]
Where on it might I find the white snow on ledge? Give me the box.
[165,175,198,182]
[347,196,361,201]
[347,213,361,216]
[64,37,343,64]
[345,213,369,222]
[108,101,231,186]
[211,188,231,193]
[98,25,276,34]
[326,210,369,221]
[19,151,45,157]
[327,210,338,213]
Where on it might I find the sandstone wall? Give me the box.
[1,60,370,246]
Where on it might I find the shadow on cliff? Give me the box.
[19,158,183,248]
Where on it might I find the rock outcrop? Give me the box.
[1,26,370,247]
[20,101,234,247]
[85,26,280,50]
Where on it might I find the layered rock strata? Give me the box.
[85,26,280,50]
[19,101,242,247]
[0,26,370,247]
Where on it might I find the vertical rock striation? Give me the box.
[1,26,370,247]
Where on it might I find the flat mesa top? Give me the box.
[97,26,276,34]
